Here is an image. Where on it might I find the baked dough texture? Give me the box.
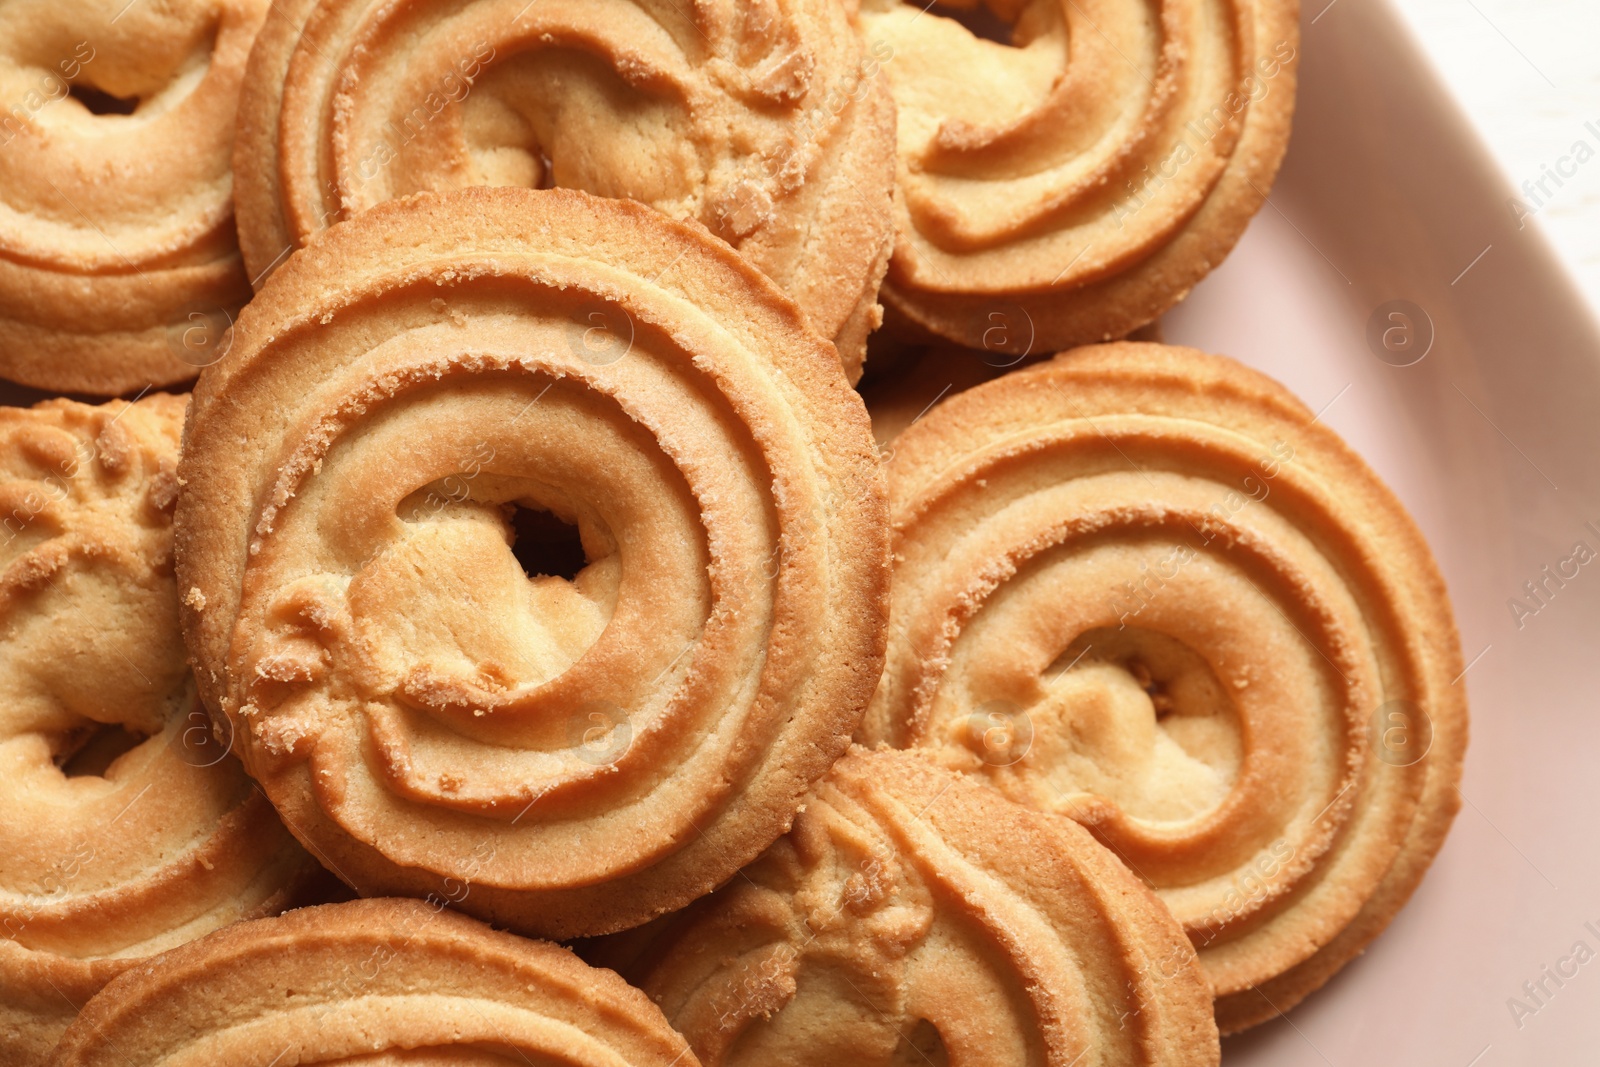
[0,0,267,394]
[637,746,1220,1066]
[234,0,896,379]
[853,0,1298,359]
[860,343,1467,1030]
[0,394,311,1064]
[175,187,889,940]
[45,897,702,1066]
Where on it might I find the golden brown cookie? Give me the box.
[636,746,1219,1066]
[853,0,1298,360]
[45,897,701,1066]
[860,343,1467,1030]
[233,0,896,380]
[0,395,313,1064]
[175,186,889,939]
[0,0,267,394]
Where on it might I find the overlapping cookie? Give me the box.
[861,343,1467,1029]
[637,746,1220,1066]
[175,186,889,939]
[0,0,267,393]
[853,0,1298,359]
[46,897,700,1066]
[0,395,313,1064]
[234,0,896,379]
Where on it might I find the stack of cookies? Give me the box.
[0,1,1467,1064]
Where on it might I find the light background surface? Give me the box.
[1389,0,1600,310]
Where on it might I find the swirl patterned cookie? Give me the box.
[175,186,889,939]
[853,0,1298,360]
[233,0,896,380]
[45,897,701,1066]
[0,395,313,1065]
[861,342,1467,1030]
[637,746,1219,1066]
[0,0,267,393]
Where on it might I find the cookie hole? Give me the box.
[891,1019,949,1066]
[1128,660,1175,720]
[1056,625,1234,727]
[68,84,139,116]
[914,2,1017,46]
[56,722,148,778]
[508,504,587,581]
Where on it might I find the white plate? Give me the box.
[1163,1,1600,1062]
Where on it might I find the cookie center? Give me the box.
[955,625,1243,826]
[857,0,1065,150]
[508,503,587,583]
[375,476,621,694]
[66,83,138,116]
[53,721,148,778]
[454,49,697,211]
[909,2,1019,47]
[891,1019,950,1066]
